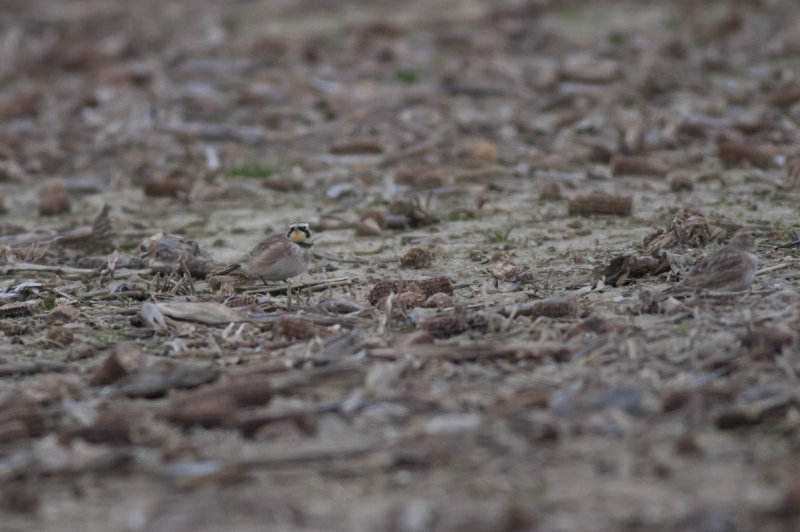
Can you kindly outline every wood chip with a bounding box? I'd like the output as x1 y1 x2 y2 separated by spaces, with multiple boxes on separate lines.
503 298 579 318
117 364 219 398
370 341 571 362
610 155 668 177
568 194 633 216
718 141 775 168
329 139 383 154
155 301 249 325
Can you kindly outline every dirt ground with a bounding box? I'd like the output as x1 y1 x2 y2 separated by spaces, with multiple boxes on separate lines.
1 0 800 530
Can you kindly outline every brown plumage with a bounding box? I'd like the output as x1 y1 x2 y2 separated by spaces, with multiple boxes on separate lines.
216 223 314 306
662 228 760 296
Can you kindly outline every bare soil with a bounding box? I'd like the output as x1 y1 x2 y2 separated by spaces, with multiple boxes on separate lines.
1 0 800 530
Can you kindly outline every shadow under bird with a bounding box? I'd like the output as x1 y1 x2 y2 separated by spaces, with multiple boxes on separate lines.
215 222 314 305
662 228 761 296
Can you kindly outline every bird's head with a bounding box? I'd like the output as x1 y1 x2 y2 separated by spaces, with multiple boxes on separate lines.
287 222 313 244
729 227 764 250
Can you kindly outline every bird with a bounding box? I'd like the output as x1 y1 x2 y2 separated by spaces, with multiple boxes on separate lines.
215 222 314 308
662 227 761 296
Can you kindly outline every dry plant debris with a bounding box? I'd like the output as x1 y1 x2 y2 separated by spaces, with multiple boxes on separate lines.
368 277 454 306
400 246 434 268
0 0 800 530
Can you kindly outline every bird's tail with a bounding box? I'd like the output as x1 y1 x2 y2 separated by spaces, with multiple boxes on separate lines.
215 264 241 276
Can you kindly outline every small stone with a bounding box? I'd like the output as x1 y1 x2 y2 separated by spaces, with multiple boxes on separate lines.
68 343 97 361
423 293 453 308
740 326 794 354
669 174 694 192
355 217 382 237
326 182 362 201
127 62 154 86
275 316 326 341
425 413 481 435
539 182 562 201
562 54 620 82
421 310 470 338
165 395 237 429
88 353 128 387
112 342 147 373
394 291 427 307
143 177 191 197
37 179 70 216
46 304 81 325
458 139 499 167
396 330 435 346
46 326 74 347
359 208 386 229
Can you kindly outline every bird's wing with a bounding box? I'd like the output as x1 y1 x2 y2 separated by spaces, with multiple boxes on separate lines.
687 247 746 278
241 234 283 264
215 264 241 276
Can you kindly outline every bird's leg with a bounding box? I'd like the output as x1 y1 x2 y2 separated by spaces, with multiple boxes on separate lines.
258 277 272 307
286 278 292 311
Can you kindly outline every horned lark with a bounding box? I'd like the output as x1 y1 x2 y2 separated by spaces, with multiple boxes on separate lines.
216 222 314 307
662 228 760 296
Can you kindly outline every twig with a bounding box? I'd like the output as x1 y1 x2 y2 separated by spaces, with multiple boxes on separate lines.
313 252 368 265
92 290 150 301
268 363 366 393
49 287 85 304
756 262 791 275
236 402 340 436
247 311 360 328
160 120 342 145
242 437 383 468
353 245 387 256
367 341 571 362
242 277 351 295
378 132 442 168
687 288 776 299
0 362 70 377
0 263 95 275
0 231 58 246
453 166 512 183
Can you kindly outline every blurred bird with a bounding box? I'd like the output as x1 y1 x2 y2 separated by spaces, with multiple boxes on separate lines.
662 227 761 296
215 222 313 308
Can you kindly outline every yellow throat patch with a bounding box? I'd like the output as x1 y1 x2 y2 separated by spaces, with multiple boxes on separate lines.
289 229 307 243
